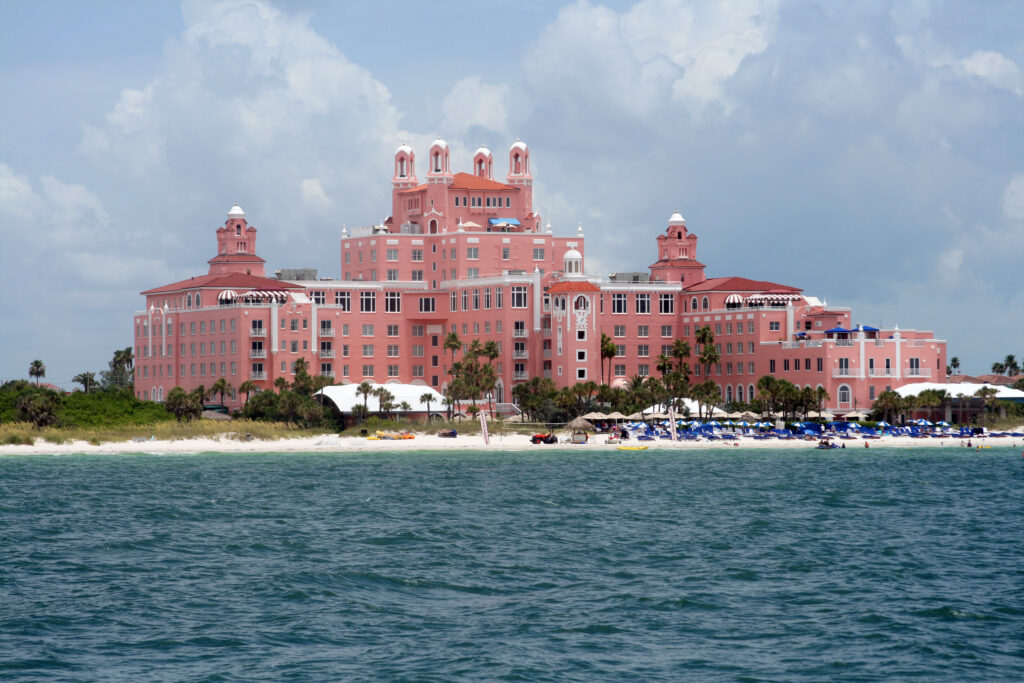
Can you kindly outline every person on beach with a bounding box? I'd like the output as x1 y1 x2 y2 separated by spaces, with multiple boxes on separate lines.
864 441 869 448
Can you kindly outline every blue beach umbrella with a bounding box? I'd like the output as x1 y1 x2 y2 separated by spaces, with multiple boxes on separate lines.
938 421 950 427
877 421 890 427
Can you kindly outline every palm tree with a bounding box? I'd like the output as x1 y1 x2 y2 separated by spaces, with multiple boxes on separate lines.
420 392 436 421
444 331 461 374
356 380 374 421
949 356 960 375
211 377 231 407
756 375 779 417
1004 354 1019 377
274 376 289 393
815 386 830 422
28 360 45 386
73 372 97 393
238 380 256 406
974 386 999 427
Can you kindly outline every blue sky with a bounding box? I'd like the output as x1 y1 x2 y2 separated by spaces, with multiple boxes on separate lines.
2 0 1022 388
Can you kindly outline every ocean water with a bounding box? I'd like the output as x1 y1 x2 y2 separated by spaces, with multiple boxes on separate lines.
1 447 1022 681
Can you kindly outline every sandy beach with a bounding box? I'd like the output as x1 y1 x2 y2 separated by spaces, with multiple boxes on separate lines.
2 430 1022 456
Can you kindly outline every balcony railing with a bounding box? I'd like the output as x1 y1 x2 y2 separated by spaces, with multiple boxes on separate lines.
319 328 335 337
906 368 931 377
249 350 266 359
834 339 854 347
513 329 528 338
513 350 529 359
805 340 822 348
832 369 863 378
868 368 894 377
321 371 335 378
543 350 552 359
250 371 267 380
320 350 335 359
250 328 266 337
542 370 552 379
513 372 529 380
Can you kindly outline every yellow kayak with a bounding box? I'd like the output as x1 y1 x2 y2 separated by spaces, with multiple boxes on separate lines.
617 445 649 451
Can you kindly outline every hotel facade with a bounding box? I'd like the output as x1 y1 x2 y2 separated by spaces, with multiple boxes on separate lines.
133 140 947 412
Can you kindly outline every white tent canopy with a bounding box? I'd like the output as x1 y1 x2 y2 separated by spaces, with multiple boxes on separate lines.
642 398 726 417
316 383 445 413
894 382 1024 401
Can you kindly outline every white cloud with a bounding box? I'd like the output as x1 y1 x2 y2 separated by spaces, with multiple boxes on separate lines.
0 162 42 222
960 50 1023 96
1001 174 1024 221
300 178 331 210
441 76 512 138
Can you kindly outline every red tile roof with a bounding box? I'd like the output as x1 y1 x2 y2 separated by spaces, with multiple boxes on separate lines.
547 280 602 294
207 254 267 264
447 172 518 192
142 272 300 295
683 276 801 293
398 184 428 194
651 258 707 267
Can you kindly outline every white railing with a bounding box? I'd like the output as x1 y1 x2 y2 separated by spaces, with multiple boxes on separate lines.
781 342 800 349
542 371 552 379
833 370 863 378
906 368 931 377
250 372 266 380
805 340 823 348
321 371 335 378
319 328 335 337
250 328 266 337
514 372 529 380
543 350 552 359
513 330 528 338
320 350 335 359
249 350 266 359
869 368 894 377
513 351 529 359
834 339 854 347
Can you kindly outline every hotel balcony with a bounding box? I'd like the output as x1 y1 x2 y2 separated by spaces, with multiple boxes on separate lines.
833 370 864 378
543 350 552 359
514 372 530 381
906 368 932 377
249 328 266 337
513 329 529 338
321 371 335 378
513 350 529 359
249 350 267 359
250 371 267 380
834 339 854 347
868 368 894 377
320 350 335 359
543 370 552 379
319 328 335 337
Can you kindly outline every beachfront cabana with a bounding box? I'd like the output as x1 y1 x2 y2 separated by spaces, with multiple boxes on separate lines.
316 383 445 416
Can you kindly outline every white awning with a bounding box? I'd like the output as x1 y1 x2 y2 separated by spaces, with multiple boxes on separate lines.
241 290 288 301
218 290 237 301
725 293 743 304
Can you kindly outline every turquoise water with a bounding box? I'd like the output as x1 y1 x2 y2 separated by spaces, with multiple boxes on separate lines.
1 447 1022 680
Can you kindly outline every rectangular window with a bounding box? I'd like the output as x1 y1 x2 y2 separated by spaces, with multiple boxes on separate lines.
411 249 423 262
387 344 399 357
805 358 811 371
612 293 627 314
638 364 649 377
342 344 349 357
466 267 479 279
511 286 528 308
200 321 206 334
661 325 673 337
467 247 479 259
412 345 425 357
387 269 398 281
362 324 374 336
769 321 781 331
636 293 650 314
615 344 626 357
387 364 400 377
749 342 755 354
659 294 674 314
386 248 399 261
784 359 790 371
637 344 649 357
386 324 399 336
362 344 374 357
311 291 326 305
484 289 491 309
362 364 374 377
411 324 425 337
726 343 733 355
726 363 733 375
533 247 545 260
495 288 503 309
770 359 776 374
817 358 823 372
385 292 401 313
412 365 424 378
748 321 755 334
614 324 626 337
291 340 298 353
335 291 351 310
637 325 649 337
360 291 376 312
715 323 722 335
614 363 626 376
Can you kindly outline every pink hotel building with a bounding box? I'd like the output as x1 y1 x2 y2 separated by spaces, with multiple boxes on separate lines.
133 139 946 412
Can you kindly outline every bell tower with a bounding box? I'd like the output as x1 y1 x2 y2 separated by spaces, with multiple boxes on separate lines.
208 202 266 276
649 210 705 285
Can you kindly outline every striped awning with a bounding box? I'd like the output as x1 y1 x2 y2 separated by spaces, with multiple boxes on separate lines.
725 293 743 304
745 293 801 303
218 290 238 301
241 290 288 301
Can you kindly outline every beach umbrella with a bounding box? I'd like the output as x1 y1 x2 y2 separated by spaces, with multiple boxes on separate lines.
738 420 749 427
626 412 644 420
937 421 950 427
707 420 721 427
581 411 607 420
566 417 595 431
877 420 890 427
605 411 626 421
918 419 933 426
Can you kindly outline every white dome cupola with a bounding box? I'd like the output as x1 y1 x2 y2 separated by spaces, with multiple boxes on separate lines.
473 145 493 179
427 137 451 179
227 202 246 219
668 210 685 226
563 247 583 276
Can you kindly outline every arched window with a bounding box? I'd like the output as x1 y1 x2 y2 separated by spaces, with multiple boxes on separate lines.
702 296 709 311
574 295 588 311
691 297 698 312
513 154 521 174
429 219 438 234
398 158 406 177
186 293 192 308
726 385 733 403
838 384 851 405
737 384 744 402
749 384 755 401
235 225 241 236
433 152 441 172
195 294 201 308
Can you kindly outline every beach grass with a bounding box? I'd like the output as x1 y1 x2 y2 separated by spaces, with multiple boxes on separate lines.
0 419 325 446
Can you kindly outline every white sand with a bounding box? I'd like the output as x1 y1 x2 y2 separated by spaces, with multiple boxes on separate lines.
2 431 1021 456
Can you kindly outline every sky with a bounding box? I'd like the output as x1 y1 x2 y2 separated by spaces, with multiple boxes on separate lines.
1 0 1022 388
